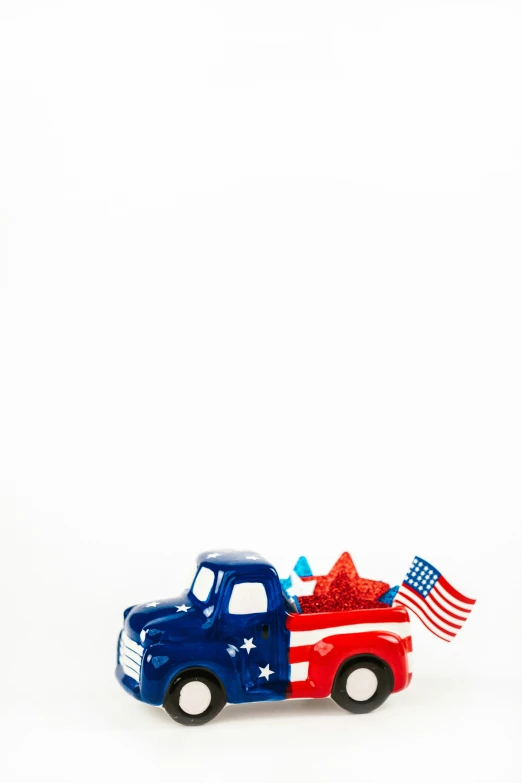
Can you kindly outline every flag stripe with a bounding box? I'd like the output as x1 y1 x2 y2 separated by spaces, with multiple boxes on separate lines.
428 590 470 622
433 584 472 614
438 575 476 605
401 585 462 633
424 596 464 630
397 586 457 637
395 592 453 642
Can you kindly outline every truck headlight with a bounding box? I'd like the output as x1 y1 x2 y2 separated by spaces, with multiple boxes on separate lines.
140 628 163 646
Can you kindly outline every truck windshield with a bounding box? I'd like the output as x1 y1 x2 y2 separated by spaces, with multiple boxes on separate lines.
191 566 215 603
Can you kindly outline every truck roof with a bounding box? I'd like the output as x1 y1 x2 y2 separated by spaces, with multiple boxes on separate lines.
196 549 273 570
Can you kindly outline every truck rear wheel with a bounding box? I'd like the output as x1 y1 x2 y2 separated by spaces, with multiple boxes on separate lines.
163 670 226 726
331 656 393 714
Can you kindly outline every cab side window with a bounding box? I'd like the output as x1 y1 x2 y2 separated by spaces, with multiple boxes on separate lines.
228 582 268 615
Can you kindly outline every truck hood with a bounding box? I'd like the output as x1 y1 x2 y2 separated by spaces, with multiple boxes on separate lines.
125 590 208 642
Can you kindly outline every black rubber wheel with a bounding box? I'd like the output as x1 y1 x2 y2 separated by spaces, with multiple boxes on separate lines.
163 670 227 726
331 655 393 714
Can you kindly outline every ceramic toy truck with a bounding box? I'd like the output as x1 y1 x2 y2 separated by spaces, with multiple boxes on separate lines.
116 550 412 725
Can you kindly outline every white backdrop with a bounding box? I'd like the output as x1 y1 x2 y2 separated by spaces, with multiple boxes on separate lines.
1 1 521 781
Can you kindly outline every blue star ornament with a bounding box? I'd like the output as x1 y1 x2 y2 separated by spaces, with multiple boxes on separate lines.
378 585 400 606
294 556 313 578
280 556 313 595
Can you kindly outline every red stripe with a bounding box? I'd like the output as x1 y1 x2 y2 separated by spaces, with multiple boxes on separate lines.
287 681 316 699
403 635 413 653
398 586 456 637
288 646 312 664
428 590 469 622
424 598 463 630
396 596 451 642
402 584 461 631
285 605 409 632
438 576 476 605
432 585 471 614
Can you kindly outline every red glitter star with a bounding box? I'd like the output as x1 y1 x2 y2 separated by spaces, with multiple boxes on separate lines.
298 552 390 614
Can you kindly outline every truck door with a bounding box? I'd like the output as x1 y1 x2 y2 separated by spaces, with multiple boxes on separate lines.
219 577 286 700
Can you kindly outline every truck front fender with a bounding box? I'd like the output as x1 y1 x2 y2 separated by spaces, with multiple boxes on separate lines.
140 642 233 706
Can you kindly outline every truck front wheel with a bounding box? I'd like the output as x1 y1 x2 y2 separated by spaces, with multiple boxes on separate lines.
331 656 393 714
163 670 227 726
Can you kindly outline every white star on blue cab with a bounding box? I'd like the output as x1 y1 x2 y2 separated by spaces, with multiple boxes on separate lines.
258 663 274 681
240 637 256 654
175 604 191 613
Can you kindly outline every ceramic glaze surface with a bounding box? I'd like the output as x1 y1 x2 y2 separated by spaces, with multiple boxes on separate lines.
116 550 414 724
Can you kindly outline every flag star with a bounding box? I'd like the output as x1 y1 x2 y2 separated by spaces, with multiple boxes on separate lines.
207 553 220 559
240 637 256 654
146 601 159 607
175 604 191 612
246 556 259 560
258 663 274 681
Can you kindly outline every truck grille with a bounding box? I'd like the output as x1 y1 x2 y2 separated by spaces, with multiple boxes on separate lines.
119 631 144 683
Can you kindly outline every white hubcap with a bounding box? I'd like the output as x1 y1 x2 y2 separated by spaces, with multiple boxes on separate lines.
179 681 212 715
346 668 378 701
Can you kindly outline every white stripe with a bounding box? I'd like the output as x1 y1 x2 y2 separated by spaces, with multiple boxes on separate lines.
120 645 142 666
433 583 473 612
428 588 469 621
410 599 461 635
122 664 140 682
398 589 461 635
394 593 453 641
290 621 410 648
121 633 144 657
406 651 413 673
290 662 309 682
426 595 465 627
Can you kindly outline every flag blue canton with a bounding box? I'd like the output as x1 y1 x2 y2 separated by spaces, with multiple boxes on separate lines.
403 556 441 598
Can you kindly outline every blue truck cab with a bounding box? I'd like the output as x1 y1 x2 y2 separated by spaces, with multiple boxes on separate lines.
116 550 294 723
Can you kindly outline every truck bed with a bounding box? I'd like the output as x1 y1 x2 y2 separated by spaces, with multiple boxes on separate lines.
287 604 410 632
285 604 412 699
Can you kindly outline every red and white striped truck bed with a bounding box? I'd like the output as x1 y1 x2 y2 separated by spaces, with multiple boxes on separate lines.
286 605 412 699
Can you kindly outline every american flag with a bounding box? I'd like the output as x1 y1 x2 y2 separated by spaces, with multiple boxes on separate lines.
393 556 476 642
